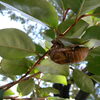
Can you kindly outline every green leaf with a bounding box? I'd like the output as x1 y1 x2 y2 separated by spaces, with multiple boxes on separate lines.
0 0 58 27
42 74 67 85
89 47 100 57
0 68 16 80
0 89 4 100
84 39 100 48
87 55 100 75
77 0 100 16
45 41 52 50
82 26 100 40
4 89 14 96
48 97 65 100
39 87 59 97
92 75 100 82
73 69 94 93
57 19 73 35
17 79 34 96
87 47 100 75
38 58 69 76
1 58 32 75
58 19 88 38
35 44 46 54
59 38 87 47
62 0 100 16
62 0 82 13
0 28 35 59
43 29 56 40
93 7 100 18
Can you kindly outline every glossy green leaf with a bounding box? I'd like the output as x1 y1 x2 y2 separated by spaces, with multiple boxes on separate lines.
4 89 14 96
58 19 88 38
73 69 94 93
43 29 56 40
39 87 59 97
17 79 34 96
0 89 4 100
87 55 100 75
62 0 100 16
35 44 46 54
0 28 35 59
42 74 67 85
93 7 100 18
1 58 32 75
38 58 69 76
0 0 58 27
82 26 100 40
92 75 100 82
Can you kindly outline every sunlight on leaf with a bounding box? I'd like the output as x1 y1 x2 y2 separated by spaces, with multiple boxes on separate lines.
42 74 67 85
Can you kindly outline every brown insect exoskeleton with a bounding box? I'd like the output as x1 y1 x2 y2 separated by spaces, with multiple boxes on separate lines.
49 39 89 64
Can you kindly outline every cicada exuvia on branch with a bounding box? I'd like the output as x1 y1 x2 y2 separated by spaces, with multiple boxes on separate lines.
49 39 89 64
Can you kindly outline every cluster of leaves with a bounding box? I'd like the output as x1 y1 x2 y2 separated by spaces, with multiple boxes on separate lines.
0 0 100 100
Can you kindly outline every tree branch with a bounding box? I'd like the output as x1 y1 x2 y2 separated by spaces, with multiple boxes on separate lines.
4 96 46 100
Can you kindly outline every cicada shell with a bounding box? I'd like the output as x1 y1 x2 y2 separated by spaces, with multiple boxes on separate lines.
49 46 89 64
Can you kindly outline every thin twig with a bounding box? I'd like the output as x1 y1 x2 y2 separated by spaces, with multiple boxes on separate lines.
22 72 41 81
63 8 71 21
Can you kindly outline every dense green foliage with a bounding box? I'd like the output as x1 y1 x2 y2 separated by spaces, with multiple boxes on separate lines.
0 0 100 100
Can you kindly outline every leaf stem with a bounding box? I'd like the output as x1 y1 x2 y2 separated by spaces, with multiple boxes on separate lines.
62 8 71 21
